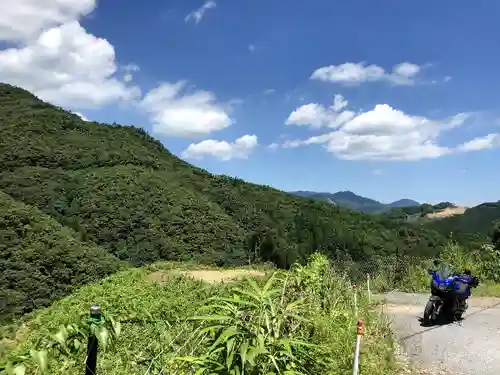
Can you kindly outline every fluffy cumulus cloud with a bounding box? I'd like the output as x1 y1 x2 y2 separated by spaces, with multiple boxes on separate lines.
0 0 96 41
456 133 500 152
182 135 258 161
310 62 423 86
140 81 233 138
0 0 243 145
185 1 216 24
281 95 479 161
286 94 355 129
0 1 140 109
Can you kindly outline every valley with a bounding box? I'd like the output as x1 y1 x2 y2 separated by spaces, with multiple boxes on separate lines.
1 84 500 374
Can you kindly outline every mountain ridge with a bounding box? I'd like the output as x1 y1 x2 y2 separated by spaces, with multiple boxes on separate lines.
290 190 420 213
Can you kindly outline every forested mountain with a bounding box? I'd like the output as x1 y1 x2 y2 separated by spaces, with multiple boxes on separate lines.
384 202 459 221
0 83 449 321
290 190 420 213
0 190 122 322
425 202 500 238
389 199 421 208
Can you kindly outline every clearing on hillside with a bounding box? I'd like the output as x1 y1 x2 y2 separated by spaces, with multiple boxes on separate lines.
147 268 267 284
426 206 467 219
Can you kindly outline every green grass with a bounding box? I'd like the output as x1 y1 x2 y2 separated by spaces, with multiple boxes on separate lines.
0 255 398 375
341 243 500 297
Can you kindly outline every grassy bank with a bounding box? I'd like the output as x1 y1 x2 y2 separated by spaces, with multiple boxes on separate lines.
1 254 397 375
337 242 500 297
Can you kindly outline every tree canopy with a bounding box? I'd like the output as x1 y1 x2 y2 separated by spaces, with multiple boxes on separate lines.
0 190 122 322
0 83 452 321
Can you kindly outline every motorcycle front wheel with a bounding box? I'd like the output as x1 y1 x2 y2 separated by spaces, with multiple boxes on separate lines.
423 300 436 325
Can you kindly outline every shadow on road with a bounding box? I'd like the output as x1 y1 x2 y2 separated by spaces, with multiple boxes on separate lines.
399 300 500 342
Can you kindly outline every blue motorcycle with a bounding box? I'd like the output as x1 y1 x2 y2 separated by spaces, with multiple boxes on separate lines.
423 264 479 325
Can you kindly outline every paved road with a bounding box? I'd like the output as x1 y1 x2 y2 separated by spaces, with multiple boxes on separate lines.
376 292 500 375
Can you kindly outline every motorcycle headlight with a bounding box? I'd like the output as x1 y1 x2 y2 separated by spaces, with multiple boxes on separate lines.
438 284 447 291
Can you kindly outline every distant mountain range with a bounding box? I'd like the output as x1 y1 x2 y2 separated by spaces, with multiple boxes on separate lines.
290 190 420 213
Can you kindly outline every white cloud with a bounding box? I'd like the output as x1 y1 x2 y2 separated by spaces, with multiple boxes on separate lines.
323 131 450 161
282 139 301 149
123 63 139 82
74 111 89 121
389 62 421 85
456 133 500 152
311 62 385 85
140 81 232 138
185 1 216 24
286 103 329 128
248 44 256 53
310 61 425 86
332 94 348 112
282 97 473 161
285 94 355 129
263 88 276 95
0 9 140 109
0 0 96 42
341 104 430 135
392 62 420 77
372 169 383 175
268 142 279 151
182 135 258 161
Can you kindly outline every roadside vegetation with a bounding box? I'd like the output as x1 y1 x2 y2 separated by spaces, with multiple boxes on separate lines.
1 254 398 375
339 242 500 296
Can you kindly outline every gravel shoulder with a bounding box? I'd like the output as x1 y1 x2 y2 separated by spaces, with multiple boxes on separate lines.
375 292 500 375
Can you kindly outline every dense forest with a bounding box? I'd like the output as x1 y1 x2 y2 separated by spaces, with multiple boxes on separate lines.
383 202 457 221
424 202 500 242
0 190 122 322
0 83 489 322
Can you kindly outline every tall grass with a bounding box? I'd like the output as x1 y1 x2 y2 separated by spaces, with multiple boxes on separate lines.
337 242 500 296
1 255 397 375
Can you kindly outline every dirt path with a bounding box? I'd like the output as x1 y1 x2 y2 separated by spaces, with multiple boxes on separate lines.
376 292 500 375
147 268 266 284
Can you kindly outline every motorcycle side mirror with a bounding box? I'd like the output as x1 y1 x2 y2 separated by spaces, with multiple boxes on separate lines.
427 269 433 275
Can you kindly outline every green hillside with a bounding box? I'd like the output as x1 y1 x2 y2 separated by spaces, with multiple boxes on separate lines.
0 83 446 264
0 190 122 323
384 202 457 221
425 202 500 240
0 83 451 321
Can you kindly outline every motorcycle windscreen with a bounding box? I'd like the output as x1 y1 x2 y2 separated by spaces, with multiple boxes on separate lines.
436 265 454 280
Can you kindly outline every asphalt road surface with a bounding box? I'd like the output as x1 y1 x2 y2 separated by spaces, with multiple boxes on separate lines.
377 292 500 375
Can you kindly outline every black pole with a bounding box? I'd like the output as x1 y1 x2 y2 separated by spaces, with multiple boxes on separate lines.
85 305 101 375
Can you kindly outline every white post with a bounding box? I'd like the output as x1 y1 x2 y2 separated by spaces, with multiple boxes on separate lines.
352 319 364 375
367 273 371 304
353 284 358 318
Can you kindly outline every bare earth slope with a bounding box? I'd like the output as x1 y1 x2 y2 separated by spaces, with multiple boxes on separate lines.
378 292 500 375
426 206 467 219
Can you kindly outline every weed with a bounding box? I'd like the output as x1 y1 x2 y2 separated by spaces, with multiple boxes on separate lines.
0 256 399 374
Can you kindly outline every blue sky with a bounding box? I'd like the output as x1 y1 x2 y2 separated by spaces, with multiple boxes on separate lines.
1 0 499 206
